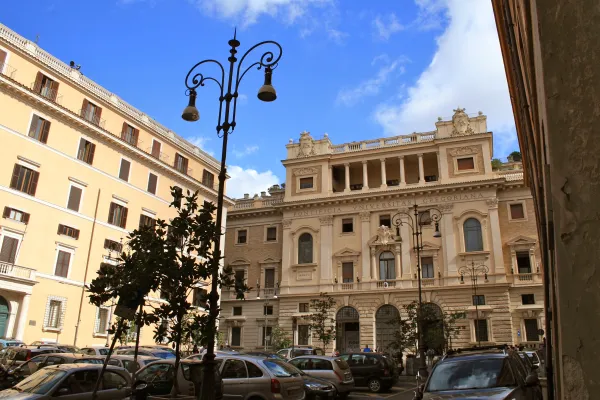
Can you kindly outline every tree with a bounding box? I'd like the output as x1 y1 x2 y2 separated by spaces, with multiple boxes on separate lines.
308 293 337 354
491 158 503 170
270 326 292 350
509 151 522 161
388 302 418 357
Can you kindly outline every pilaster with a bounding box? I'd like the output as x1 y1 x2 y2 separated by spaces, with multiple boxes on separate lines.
439 203 456 277
15 294 30 341
280 219 292 291
360 211 371 281
319 215 334 284
486 197 505 278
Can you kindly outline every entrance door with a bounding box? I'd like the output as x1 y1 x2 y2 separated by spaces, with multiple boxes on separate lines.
0 297 10 339
336 307 360 353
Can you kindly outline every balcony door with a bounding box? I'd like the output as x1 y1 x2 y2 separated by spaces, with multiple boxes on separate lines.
0 235 19 264
0 296 8 338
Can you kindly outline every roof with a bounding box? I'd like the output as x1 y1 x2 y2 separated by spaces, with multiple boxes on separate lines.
50 363 125 371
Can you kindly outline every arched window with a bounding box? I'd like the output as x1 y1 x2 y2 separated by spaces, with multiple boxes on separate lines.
379 251 395 280
298 233 313 264
463 218 483 252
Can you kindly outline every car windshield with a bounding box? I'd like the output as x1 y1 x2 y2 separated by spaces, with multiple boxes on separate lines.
14 369 67 394
263 360 300 378
154 351 176 359
427 358 516 392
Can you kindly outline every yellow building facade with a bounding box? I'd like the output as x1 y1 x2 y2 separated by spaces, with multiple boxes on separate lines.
0 24 231 347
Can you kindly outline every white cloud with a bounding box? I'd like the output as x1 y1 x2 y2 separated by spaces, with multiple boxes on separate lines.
233 145 259 158
187 135 215 157
237 93 248 105
372 0 517 157
373 13 404 40
327 28 349 45
226 165 280 199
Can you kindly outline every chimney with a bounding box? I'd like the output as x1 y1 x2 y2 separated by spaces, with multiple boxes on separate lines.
243 194 249 199
261 191 266 198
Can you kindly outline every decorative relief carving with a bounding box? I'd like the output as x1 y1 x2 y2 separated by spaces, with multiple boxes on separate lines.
448 146 479 157
282 219 292 229
438 203 454 214
319 215 333 226
451 107 475 136
293 167 319 176
297 131 316 158
486 197 499 209
359 211 371 222
375 226 393 245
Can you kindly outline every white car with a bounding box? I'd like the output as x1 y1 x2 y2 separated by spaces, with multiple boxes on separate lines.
79 345 111 356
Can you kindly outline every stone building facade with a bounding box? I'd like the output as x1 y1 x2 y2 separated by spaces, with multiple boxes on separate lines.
221 110 544 354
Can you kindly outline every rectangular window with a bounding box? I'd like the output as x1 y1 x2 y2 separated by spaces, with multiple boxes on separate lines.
524 319 539 341
420 210 432 225
237 229 247 244
139 214 156 229
33 72 60 102
231 327 241 347
119 159 131 182
516 252 532 274
28 115 51 143
95 308 109 334
46 300 62 329
67 185 83 212
379 215 391 228
232 306 243 316
151 140 161 158
2 207 30 224
234 270 245 290
174 153 189 174
54 250 71 278
264 268 275 288
264 305 273 315
298 325 309 345
299 177 314 189
81 99 102 126
266 227 277 242
262 326 272 347
147 173 158 194
457 157 475 171
472 295 486 305
202 170 215 188
103 239 122 254
342 218 353 233
521 294 535 305
474 319 489 342
421 257 434 279
299 303 309 313
57 224 80 240
77 138 96 165
108 202 128 228
193 288 208 308
121 123 139 147
0 50 6 71
0 236 19 263
342 262 353 283
10 164 39 196
510 203 525 220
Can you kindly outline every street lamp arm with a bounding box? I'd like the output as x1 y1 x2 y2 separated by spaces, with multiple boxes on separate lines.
234 40 283 91
418 207 442 226
391 211 415 234
184 59 225 93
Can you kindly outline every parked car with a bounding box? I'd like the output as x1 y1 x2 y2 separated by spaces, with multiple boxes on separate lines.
289 355 354 398
106 355 160 374
0 363 132 399
244 351 286 360
338 353 398 393
277 347 325 360
300 371 336 400
29 342 79 353
134 359 223 399
115 347 176 360
79 345 111 356
0 346 59 369
524 350 541 368
215 354 305 400
0 339 24 349
140 345 176 355
414 347 543 400
186 350 242 361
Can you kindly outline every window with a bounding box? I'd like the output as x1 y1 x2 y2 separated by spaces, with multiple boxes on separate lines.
108 202 128 228
264 305 273 315
33 72 59 102
262 326 272 347
379 251 395 280
474 319 489 342
521 294 535 305
298 233 313 264
57 224 80 240
139 214 156 229
54 250 72 278
516 252 532 274
10 164 39 196
151 140 161 158
298 325 309 345
67 185 83 212
236 229 247 244
222 358 246 378
2 207 30 224
193 288 207 308
342 218 353 233
232 306 243 316
103 371 128 390
230 327 242 347
28 115 51 143
121 123 139 146
299 303 309 313
174 153 189 174
45 300 62 329
266 227 277 242
457 157 475 171
77 138 96 165
420 210 432 226
524 319 539 341
421 257 434 278
0 49 6 72
246 361 263 378
95 308 109 335
234 270 245 290
510 203 525 220
0 235 19 263
473 295 486 305
379 214 391 228
264 268 275 288
147 173 158 194
81 99 102 126
463 218 483 252
103 239 122 254
202 170 215 188
342 262 353 283
299 177 314 189
119 159 131 181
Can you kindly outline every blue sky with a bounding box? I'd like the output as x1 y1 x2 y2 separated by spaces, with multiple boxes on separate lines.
2 0 518 198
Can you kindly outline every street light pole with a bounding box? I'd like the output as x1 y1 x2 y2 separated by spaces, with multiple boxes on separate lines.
459 261 489 347
391 204 442 379
182 30 282 400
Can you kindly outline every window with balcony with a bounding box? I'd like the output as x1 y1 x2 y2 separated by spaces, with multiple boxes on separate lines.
108 202 128 228
147 173 158 195
174 153 189 174
524 319 539 341
342 262 353 283
139 214 156 229
421 257 434 278
104 239 122 254
231 327 242 347
517 252 532 274
299 303 309 313
510 203 525 220
45 298 64 329
297 325 309 345
33 72 60 102
77 138 96 165
342 218 354 233
379 215 391 228
298 233 313 264
234 270 245 291
10 164 39 196
0 235 20 264
232 306 243 316
463 218 483 252
474 319 489 342
263 305 274 315
236 229 247 244
28 115 51 143
202 170 215 188
57 224 80 240
119 159 131 182
95 307 110 335
473 295 486 305
457 157 475 171
81 99 103 126
521 294 535 305
264 268 275 288
67 184 83 212
266 226 277 242
379 251 396 280
54 249 72 278
299 177 314 189
2 207 30 224
121 123 139 147
151 140 162 159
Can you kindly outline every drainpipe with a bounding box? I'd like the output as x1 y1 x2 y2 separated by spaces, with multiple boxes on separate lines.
73 189 100 347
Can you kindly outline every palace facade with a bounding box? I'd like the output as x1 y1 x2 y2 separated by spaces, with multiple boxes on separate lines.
221 109 544 354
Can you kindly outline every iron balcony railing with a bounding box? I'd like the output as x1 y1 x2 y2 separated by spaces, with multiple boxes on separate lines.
31 81 62 105
79 108 106 128
0 262 35 280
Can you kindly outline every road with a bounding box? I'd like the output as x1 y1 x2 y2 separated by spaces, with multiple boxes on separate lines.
349 378 417 400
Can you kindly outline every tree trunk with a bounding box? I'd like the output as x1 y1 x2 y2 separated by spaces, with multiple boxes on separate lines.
131 304 144 384
171 315 183 398
92 319 124 399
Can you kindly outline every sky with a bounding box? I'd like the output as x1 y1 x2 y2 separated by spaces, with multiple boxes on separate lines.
1 0 518 199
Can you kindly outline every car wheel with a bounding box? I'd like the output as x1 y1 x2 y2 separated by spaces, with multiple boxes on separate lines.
368 378 382 393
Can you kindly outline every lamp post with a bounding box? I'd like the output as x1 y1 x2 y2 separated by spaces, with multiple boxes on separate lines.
257 281 279 351
391 204 442 379
458 261 489 347
181 31 282 400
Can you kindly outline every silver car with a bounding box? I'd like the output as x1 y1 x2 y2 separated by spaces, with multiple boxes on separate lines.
289 356 354 398
106 355 161 374
216 354 305 400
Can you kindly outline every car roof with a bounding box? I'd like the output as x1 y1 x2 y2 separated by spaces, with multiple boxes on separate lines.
442 352 508 362
215 354 273 362
110 355 159 361
291 355 337 360
49 363 125 371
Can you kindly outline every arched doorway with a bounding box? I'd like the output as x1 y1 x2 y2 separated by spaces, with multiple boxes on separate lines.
422 303 444 354
336 306 360 353
375 305 400 353
0 297 9 339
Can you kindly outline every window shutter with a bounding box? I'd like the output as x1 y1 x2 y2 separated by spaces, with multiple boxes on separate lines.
152 140 161 158
67 186 82 212
10 164 21 190
22 212 30 224
182 157 189 174
40 120 51 144
0 50 6 68
2 207 10 218
55 251 70 278
121 122 128 136
108 203 116 223
34 72 43 92
0 237 19 263
81 99 89 116
28 171 39 196
95 106 103 121
148 173 157 194
88 142 96 164
29 115 40 137
132 128 139 147
50 80 59 102
119 159 131 181
120 207 128 228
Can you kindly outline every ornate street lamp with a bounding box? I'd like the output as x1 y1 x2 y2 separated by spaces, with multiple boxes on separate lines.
458 261 489 347
181 30 282 400
391 204 442 379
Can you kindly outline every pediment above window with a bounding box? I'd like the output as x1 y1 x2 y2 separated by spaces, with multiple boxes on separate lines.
333 247 360 258
506 235 537 247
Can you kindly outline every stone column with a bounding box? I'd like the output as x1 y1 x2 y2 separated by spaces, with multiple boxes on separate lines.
344 163 350 192
418 153 425 183
399 156 406 186
328 165 333 194
319 216 333 284
487 198 505 277
438 148 449 182
400 212 412 277
436 151 441 182
15 294 31 341
394 244 402 279
360 212 371 282
439 203 456 278
370 248 377 281
280 219 293 292
380 158 387 188
362 161 369 190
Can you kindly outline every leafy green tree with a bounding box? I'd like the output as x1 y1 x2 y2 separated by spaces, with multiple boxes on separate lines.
270 326 292 350
509 151 522 161
308 293 337 354
491 158 503 170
